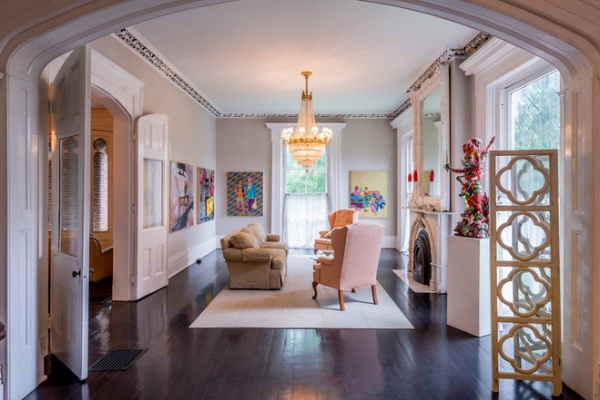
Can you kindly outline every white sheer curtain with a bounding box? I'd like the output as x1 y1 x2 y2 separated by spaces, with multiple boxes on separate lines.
283 193 328 249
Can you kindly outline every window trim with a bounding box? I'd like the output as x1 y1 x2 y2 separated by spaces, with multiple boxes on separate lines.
501 65 558 150
285 148 327 194
267 122 346 235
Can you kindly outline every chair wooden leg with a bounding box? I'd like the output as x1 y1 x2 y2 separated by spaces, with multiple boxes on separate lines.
338 290 345 311
371 285 378 305
312 281 318 299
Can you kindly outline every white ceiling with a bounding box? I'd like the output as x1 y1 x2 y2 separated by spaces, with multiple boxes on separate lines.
132 0 478 117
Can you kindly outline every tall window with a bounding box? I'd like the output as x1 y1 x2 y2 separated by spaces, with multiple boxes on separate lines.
284 149 328 248
498 68 561 318
507 68 560 152
92 137 109 232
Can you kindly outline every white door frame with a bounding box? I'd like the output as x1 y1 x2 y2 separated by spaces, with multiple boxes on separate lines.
89 48 144 301
35 48 144 389
50 44 92 381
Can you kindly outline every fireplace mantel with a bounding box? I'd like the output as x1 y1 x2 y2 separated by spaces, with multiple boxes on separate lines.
407 209 455 293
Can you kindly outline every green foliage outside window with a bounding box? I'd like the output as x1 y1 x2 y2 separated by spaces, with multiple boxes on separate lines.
512 70 560 151
286 150 327 193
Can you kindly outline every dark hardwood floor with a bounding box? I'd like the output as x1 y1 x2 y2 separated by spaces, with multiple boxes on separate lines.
26 249 582 400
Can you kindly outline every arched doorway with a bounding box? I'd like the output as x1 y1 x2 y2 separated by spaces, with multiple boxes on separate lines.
1 1 598 399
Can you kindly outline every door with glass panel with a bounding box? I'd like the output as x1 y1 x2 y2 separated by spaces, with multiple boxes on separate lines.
135 114 169 299
50 45 91 380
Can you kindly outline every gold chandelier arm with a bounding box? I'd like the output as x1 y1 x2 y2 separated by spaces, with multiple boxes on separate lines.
280 70 330 172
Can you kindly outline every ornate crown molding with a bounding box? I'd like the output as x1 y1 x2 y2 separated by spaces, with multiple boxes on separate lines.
115 29 222 117
391 99 412 118
115 28 490 120
220 112 388 119
390 32 491 119
407 32 492 94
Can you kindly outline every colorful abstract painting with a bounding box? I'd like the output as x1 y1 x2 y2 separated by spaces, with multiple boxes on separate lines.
197 167 215 224
227 171 263 216
349 170 388 219
170 161 194 232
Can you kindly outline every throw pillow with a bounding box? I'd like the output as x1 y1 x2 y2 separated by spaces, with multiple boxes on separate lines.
230 232 259 249
247 223 267 244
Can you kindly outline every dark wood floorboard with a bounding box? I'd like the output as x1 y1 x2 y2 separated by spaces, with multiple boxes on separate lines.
26 249 582 400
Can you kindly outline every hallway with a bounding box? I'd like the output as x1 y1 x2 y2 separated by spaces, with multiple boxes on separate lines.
27 250 581 399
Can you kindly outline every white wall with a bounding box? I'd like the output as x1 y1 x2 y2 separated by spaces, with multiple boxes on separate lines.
91 35 217 276
216 118 397 238
341 119 397 238
215 119 276 236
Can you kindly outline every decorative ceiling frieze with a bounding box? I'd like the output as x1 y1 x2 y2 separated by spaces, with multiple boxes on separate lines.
390 32 492 118
115 29 223 117
219 113 389 119
115 28 491 119
408 32 492 95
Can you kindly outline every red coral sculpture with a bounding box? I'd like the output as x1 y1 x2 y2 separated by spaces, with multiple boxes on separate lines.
444 136 495 238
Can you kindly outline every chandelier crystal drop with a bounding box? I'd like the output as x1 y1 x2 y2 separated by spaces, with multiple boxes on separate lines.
281 71 332 172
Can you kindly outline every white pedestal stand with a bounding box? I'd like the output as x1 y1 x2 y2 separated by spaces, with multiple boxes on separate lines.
447 235 490 337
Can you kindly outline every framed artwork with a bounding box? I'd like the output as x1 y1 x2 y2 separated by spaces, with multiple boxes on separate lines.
170 161 194 232
350 170 388 219
227 171 263 216
197 167 215 224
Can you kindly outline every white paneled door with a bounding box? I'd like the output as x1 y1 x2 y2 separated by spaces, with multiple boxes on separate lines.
50 45 91 380
135 114 169 299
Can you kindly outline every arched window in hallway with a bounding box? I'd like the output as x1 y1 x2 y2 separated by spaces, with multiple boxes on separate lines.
92 137 109 232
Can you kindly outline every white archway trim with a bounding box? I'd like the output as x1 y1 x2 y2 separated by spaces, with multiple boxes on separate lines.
266 122 346 236
90 49 145 302
91 49 144 119
459 36 595 399
2 1 600 399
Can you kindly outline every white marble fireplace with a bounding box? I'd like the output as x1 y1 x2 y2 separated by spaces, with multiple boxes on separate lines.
407 209 454 293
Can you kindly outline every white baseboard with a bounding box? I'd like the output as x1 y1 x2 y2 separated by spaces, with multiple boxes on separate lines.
382 235 398 249
168 238 218 278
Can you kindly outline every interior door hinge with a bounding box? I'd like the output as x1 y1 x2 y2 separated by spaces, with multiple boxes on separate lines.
48 99 52 114
48 314 52 330
132 203 136 214
131 274 135 287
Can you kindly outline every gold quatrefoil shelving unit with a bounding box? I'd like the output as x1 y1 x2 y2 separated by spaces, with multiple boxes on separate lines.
489 150 561 396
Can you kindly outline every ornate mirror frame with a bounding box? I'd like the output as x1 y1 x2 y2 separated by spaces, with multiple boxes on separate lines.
409 64 450 212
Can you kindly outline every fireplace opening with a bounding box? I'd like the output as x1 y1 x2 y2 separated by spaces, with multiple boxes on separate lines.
413 229 431 285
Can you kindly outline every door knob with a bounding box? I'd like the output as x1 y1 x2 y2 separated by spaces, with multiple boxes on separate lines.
72 270 81 278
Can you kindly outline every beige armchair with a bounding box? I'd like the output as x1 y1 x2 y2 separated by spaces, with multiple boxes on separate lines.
312 223 384 311
314 208 359 254
89 234 113 282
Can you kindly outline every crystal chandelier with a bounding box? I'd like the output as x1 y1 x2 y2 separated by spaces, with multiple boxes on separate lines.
281 71 332 172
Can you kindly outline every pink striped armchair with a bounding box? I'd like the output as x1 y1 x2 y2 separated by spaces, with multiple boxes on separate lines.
312 223 384 311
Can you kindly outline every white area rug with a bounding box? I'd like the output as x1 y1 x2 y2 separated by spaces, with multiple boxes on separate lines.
392 269 435 293
190 255 413 329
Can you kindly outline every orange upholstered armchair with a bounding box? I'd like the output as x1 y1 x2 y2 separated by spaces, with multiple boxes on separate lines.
89 234 113 283
314 208 359 254
312 223 384 311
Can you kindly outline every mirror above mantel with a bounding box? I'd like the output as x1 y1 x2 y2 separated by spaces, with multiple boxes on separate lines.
409 64 450 212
